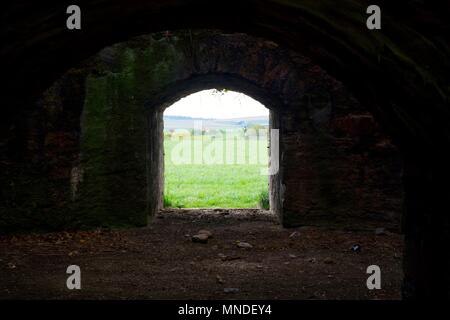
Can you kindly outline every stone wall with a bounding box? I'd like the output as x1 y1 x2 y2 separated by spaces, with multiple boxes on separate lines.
0 31 403 232
280 61 403 230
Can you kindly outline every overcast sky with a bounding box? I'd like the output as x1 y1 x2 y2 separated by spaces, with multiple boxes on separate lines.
164 90 269 119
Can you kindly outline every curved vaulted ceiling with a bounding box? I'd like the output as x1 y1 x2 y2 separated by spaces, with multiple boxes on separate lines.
1 1 449 157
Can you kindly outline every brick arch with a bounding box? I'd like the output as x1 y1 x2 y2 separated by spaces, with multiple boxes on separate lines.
146 74 285 113
140 73 286 224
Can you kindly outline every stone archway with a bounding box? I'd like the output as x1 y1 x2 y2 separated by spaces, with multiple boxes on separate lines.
145 75 284 223
2 1 448 298
13 31 402 234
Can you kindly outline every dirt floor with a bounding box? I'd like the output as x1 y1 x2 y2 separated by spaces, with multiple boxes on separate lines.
0 209 403 300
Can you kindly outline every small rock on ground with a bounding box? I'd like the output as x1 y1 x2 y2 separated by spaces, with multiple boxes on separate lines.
192 234 209 244
198 230 213 238
216 275 224 284
236 241 253 249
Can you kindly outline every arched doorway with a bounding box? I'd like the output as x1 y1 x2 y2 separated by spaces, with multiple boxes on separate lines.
162 89 272 210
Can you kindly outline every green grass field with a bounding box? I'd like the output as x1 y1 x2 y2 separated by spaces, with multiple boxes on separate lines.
164 134 269 208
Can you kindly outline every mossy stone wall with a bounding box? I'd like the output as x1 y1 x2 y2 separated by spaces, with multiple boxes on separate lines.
1 31 403 232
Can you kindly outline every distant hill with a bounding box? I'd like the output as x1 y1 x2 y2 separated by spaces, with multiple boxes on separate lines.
163 115 213 121
163 115 268 130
